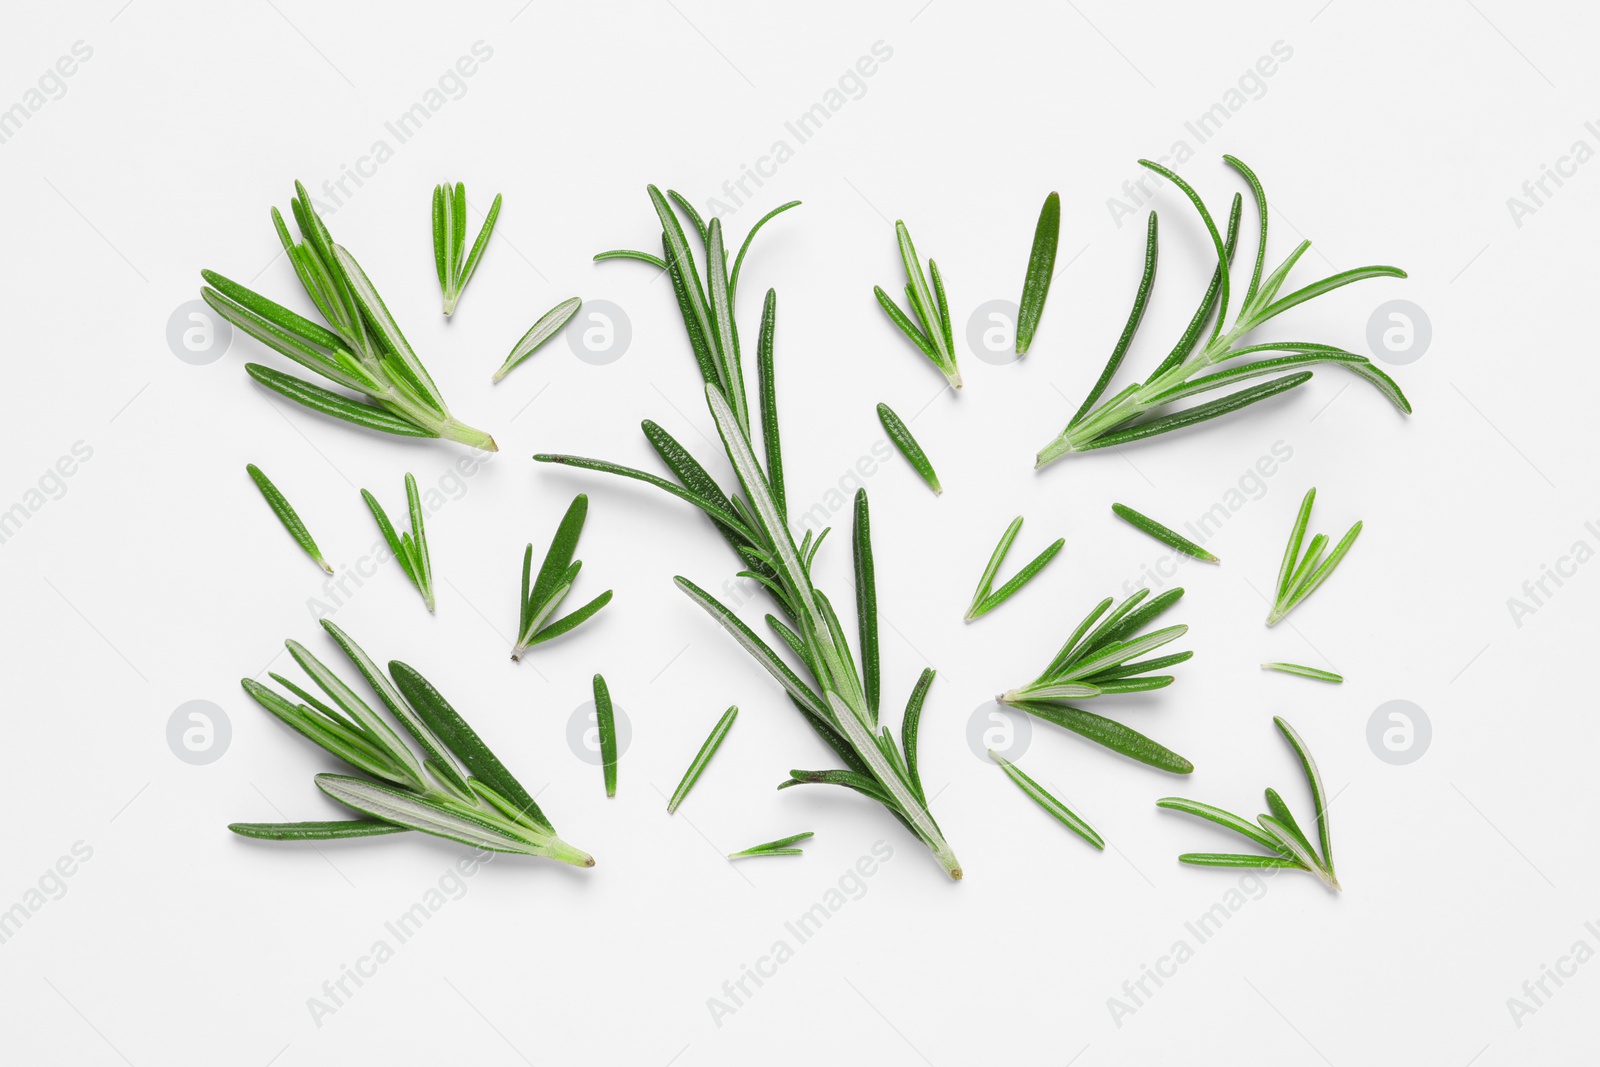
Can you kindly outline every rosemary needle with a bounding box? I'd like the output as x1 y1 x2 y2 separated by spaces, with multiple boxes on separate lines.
1111 503 1219 563
1261 662 1343 684
1016 191 1060 355
593 674 617 798
966 516 1064 621
876 402 941 494
246 463 332 573
361 474 435 613
667 706 738 814
433 182 501 316
875 220 961 389
989 750 1103 849
1268 487 1361 626
728 831 813 859
513 494 612 659
493 297 582 383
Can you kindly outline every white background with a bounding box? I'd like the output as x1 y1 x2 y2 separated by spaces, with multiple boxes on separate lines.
2 0 1594 1063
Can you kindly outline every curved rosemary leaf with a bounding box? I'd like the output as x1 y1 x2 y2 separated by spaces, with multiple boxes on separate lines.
667 705 738 814
1015 191 1060 355
594 249 668 268
1071 210 1158 426
1222 155 1270 312
1111 503 1218 563
780 768 894 806
1261 662 1343 683
676 577 826 716
229 819 407 841
876 402 941 494
989 750 1104 849
245 364 437 438
246 464 331 573
1155 797 1290 855
1275 716 1333 876
493 297 582 382
1264 787 1319 863
533 453 752 540
730 200 801 303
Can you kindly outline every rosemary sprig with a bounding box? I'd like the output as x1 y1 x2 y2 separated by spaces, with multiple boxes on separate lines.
1112 502 1218 563
513 494 612 660
667 705 738 813
361 473 434 612
728 831 812 859
876 402 941 494
433 182 500 316
232 620 593 866
1016 191 1060 355
1036 157 1410 467
1158 716 1338 890
246 463 331 573
493 297 582 383
592 674 617 797
542 189 962 878
874 220 961 389
997 588 1194 772
965 516 1064 621
989 750 1103 849
1268 487 1360 626
1262 662 1343 683
200 182 496 450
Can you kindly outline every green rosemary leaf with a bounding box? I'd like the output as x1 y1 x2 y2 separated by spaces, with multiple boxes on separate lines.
874 286 938 358
876 402 942 494
852 490 880 719
453 191 501 315
1006 700 1194 773
780 768 894 806
728 831 813 859
1275 488 1315 602
1257 814 1325 878
1178 853 1302 869
493 297 582 383
535 453 751 541
729 201 801 303
1015 191 1060 355
1268 488 1361 625
967 516 1026 615
329 244 445 414
246 364 438 438
667 705 738 814
1078 372 1313 453
1155 797 1291 855
1262 662 1343 683
1144 193 1242 384
1252 265 1408 328
989 750 1104 849
201 269 345 353
1263 787 1320 864
594 249 668 268
968 521 1065 621
1146 345 1410 413
229 819 407 841
880 221 962 388
705 218 750 432
284 642 427 785
1072 211 1158 426
1275 716 1334 878
524 592 613 651
901 668 935 806
361 477 434 612
204 288 369 392
1222 155 1270 312
405 474 432 611
246 464 332 573
593 674 617 798
676 578 827 716
1111 503 1218 563
240 678 410 784
757 290 786 519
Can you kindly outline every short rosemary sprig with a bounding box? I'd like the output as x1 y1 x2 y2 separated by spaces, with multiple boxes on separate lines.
1036 157 1410 467
989 750 1103 849
512 494 612 660
543 188 962 878
433 182 501 315
965 516 1064 621
246 463 331 573
876 402 941 494
874 220 961 389
1158 716 1338 890
231 620 593 866
1262 662 1343 683
493 297 582 383
201 182 496 450
593 674 617 797
361 473 434 612
729 831 813 859
1112 502 1219 563
997 588 1194 772
1268 487 1360 626
1016 191 1060 355
667 705 738 813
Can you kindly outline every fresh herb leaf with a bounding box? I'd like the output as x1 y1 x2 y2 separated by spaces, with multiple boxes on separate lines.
1111 502 1218 563
728 830 813 859
876 402 942 495
593 674 617 798
513 494 612 659
876 220 962 389
246 463 331 573
1261 662 1343 683
1268 487 1361 625
965 516 1064 621
493 297 582 382
1016 192 1060 355
989 750 1103 849
361 473 435 612
667 706 738 814
434 183 501 315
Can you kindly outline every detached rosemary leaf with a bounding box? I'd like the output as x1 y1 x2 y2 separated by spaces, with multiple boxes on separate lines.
1015 191 1060 355
434 183 501 315
593 674 618 798
1111 503 1218 563
965 516 1064 621
493 297 582 382
246 463 331 573
1261 662 1343 683
876 402 941 494
989 750 1103 849
728 831 813 859
229 819 406 841
667 706 738 813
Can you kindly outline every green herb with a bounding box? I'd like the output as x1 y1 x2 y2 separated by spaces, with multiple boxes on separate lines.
1036 157 1410 467
1157 716 1338 890
965 516 1064 621
998 588 1193 773
876 402 942 494
231 620 593 866
593 673 617 798
728 831 813 859
361 473 434 613
1016 191 1060 355
1261 662 1343 683
246 463 331 573
1268 487 1360 626
541 189 962 878
667 705 739 813
200 182 496 450
513 494 612 660
433 182 501 316
989 750 1103 849
493 297 582 383
874 220 961 389
1112 502 1218 563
